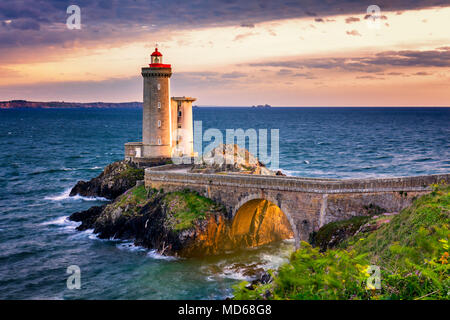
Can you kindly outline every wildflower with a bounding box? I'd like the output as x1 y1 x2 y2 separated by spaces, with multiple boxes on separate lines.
439 252 448 264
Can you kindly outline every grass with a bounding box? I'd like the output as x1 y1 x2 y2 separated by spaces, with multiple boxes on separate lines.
233 184 450 300
115 165 144 182
163 190 222 232
113 185 150 216
345 184 450 269
111 186 223 231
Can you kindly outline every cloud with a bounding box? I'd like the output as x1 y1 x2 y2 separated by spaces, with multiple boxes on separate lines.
9 18 40 30
248 47 450 73
345 17 360 24
414 71 432 75
356 75 384 80
221 71 247 78
240 22 255 28
0 0 448 51
387 72 403 75
293 72 316 79
233 32 257 41
346 30 362 36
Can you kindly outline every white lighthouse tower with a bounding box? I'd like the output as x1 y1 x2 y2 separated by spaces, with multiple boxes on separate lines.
125 47 196 165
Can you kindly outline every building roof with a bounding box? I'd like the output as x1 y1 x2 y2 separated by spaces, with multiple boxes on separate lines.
151 48 162 56
172 96 196 102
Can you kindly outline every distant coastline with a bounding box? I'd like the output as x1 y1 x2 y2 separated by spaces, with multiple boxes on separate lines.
1 101 449 109
0 100 142 109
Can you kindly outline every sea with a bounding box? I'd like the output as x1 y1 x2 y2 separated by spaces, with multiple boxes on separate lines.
0 107 449 299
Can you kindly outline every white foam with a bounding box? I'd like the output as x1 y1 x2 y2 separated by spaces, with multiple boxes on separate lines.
219 266 252 281
117 241 147 252
278 169 299 176
45 188 108 202
147 249 178 261
40 215 80 231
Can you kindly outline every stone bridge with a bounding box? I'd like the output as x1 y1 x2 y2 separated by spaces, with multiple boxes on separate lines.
145 164 449 248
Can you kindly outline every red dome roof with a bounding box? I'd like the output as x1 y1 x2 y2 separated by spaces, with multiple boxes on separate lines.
151 48 162 56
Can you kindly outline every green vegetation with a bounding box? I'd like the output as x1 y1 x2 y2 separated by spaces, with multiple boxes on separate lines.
234 185 450 300
112 185 223 231
115 165 144 182
310 215 370 251
163 190 223 231
113 184 151 216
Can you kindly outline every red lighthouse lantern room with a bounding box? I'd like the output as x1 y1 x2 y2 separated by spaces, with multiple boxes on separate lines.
150 47 171 68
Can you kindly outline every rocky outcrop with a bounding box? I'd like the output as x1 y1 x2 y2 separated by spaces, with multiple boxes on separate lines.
69 205 106 231
69 186 231 257
310 212 400 251
190 144 283 176
69 183 296 257
69 161 144 200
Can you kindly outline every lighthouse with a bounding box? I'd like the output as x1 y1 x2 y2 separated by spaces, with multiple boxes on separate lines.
125 47 196 165
142 47 173 158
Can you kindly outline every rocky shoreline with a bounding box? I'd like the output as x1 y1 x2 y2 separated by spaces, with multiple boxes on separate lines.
68 145 284 257
68 146 393 259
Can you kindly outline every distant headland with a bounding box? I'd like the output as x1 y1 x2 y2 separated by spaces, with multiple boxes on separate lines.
0 100 143 109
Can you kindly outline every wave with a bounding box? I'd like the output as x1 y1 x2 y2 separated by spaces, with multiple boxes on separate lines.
30 168 76 175
31 166 103 176
39 215 80 231
117 241 147 252
278 169 299 176
44 188 108 202
116 242 178 260
147 249 178 261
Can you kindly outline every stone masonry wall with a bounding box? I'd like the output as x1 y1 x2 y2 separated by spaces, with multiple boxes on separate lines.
145 166 449 247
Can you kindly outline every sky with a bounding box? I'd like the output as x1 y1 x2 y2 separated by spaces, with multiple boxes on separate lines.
0 0 449 106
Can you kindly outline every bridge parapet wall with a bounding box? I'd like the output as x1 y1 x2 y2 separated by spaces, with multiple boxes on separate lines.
145 167 449 194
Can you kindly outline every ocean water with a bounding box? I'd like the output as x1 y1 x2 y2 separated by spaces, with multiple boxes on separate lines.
0 107 448 299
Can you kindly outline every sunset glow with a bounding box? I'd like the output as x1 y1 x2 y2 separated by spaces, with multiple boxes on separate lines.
0 1 449 106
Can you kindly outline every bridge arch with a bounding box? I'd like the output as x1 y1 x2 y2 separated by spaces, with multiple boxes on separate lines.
231 193 299 248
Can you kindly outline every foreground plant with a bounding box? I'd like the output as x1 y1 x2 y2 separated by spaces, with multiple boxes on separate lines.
234 185 450 300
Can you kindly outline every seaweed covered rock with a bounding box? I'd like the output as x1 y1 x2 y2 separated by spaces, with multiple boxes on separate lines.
69 185 230 257
69 161 144 200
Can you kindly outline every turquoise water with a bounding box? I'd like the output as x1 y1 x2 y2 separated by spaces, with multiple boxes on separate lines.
0 107 449 299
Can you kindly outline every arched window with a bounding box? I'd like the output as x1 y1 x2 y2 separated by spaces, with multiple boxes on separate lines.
157 120 161 127
158 102 161 109
157 83 161 90
157 137 162 145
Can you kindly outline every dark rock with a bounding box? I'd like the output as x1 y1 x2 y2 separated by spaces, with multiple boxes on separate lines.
310 216 371 251
69 205 106 231
69 161 144 200
245 271 273 290
70 187 227 257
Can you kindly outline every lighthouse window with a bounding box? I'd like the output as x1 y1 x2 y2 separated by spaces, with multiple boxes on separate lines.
157 138 162 145
157 120 161 127
178 111 182 117
157 83 161 90
158 102 161 109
